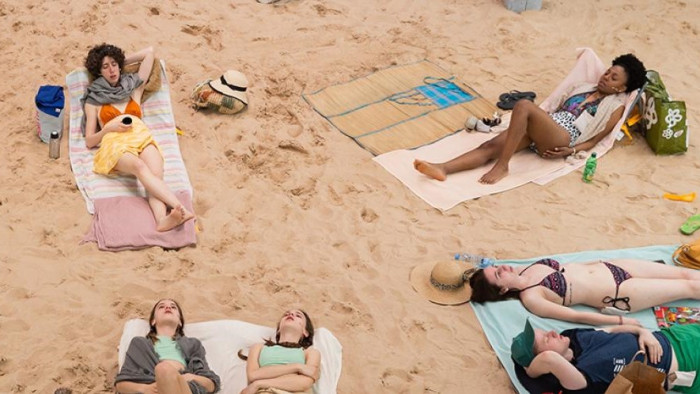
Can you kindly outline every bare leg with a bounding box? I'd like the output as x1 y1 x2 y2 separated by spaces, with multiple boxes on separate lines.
114 149 194 232
414 100 570 183
414 131 511 181
612 259 700 281
154 362 192 394
480 100 570 184
139 145 167 223
617 278 700 312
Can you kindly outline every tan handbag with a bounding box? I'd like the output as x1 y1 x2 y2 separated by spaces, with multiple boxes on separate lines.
673 239 700 270
605 351 666 394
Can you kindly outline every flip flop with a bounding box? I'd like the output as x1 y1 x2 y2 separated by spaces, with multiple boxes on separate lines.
497 90 536 110
664 192 696 202
680 214 700 235
498 90 536 102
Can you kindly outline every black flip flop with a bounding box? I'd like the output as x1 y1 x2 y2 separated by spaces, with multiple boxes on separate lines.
498 90 536 102
497 90 537 110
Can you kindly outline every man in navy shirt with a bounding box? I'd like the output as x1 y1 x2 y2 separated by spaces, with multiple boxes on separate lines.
510 318 700 393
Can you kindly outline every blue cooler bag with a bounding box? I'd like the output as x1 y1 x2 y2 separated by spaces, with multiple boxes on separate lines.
35 85 65 143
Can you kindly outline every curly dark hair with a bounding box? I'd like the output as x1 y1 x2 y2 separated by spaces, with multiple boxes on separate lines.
84 43 125 79
468 269 520 303
612 53 646 92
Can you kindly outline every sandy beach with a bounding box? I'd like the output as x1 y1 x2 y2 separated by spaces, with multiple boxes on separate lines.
1 0 700 392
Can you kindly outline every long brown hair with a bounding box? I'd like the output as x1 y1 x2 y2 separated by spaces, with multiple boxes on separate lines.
238 310 315 361
146 299 185 344
469 270 521 303
264 310 315 349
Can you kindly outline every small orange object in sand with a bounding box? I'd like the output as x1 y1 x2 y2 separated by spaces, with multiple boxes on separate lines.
663 192 696 202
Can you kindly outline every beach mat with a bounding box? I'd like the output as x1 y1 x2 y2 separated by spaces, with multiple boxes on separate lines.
373 48 638 210
118 319 343 394
471 245 695 394
66 60 196 250
303 60 498 155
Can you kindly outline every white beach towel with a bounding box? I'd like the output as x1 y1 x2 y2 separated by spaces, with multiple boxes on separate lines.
373 48 638 210
118 319 343 394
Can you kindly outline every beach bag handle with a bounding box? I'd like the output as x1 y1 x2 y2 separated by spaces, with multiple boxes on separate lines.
604 350 666 394
673 239 700 270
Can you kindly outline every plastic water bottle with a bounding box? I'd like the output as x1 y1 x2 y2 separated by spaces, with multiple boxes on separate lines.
49 131 60 159
582 152 597 183
454 253 493 267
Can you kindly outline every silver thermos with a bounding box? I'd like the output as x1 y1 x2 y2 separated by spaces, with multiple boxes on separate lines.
49 131 60 159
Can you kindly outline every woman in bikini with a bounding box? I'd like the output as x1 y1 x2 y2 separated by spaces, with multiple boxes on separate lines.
239 309 321 394
115 299 220 394
468 258 700 326
83 44 194 232
413 54 646 184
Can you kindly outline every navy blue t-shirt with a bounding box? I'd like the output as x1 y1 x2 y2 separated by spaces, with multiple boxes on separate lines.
563 328 671 393
514 329 672 394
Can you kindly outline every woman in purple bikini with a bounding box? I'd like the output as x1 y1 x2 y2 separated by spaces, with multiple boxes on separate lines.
468 258 700 326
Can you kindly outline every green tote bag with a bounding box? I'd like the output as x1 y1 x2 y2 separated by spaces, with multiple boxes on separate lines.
642 70 688 155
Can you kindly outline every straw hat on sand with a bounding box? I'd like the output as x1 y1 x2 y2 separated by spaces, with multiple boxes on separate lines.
409 260 477 306
209 70 249 105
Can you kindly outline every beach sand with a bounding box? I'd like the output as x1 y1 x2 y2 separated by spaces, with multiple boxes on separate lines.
1 0 699 392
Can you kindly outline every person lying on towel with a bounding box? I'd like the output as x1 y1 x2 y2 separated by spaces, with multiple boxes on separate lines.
511 318 700 393
467 258 700 326
83 43 194 232
115 299 220 394
413 53 646 184
238 309 321 394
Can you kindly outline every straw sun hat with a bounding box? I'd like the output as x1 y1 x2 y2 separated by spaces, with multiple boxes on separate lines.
409 260 477 306
209 70 249 104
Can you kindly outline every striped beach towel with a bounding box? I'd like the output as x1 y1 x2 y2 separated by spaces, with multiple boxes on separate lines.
66 60 196 250
67 60 192 213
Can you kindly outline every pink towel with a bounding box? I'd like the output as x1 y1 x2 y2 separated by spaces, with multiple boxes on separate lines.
83 191 196 251
373 48 638 210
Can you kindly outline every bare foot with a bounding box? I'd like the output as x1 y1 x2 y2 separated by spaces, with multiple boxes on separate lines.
156 208 184 232
177 205 195 225
479 164 508 184
413 159 447 181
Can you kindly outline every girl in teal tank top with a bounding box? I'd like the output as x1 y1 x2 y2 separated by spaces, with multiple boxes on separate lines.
114 298 220 394
239 309 322 394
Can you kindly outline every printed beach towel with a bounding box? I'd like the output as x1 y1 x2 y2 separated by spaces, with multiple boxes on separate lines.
471 245 695 394
119 319 343 394
66 60 196 250
304 60 499 155
373 48 638 210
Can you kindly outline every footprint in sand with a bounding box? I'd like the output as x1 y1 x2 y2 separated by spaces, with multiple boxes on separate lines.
312 4 342 17
180 24 223 50
360 208 378 223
